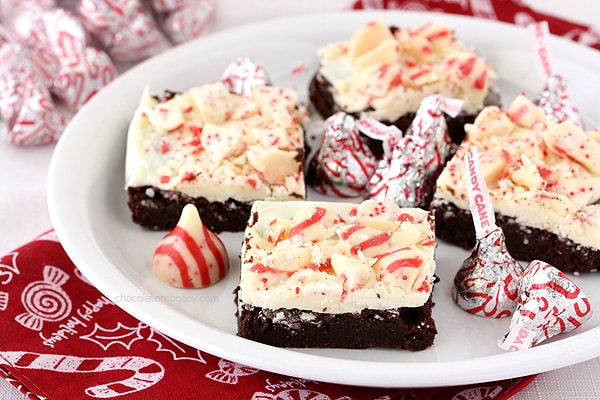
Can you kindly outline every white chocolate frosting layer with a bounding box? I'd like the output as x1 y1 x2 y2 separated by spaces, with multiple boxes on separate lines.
434 95 600 250
316 20 497 121
125 82 307 202
239 200 436 314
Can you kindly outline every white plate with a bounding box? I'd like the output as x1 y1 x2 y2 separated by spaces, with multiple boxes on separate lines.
48 10 600 388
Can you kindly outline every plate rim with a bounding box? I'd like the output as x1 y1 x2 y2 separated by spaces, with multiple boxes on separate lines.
48 9 600 388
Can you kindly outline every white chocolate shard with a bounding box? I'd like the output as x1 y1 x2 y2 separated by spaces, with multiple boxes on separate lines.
468 106 514 139
288 205 344 242
550 176 600 208
357 199 427 232
508 95 547 129
479 149 510 188
189 82 232 124
266 218 291 244
508 154 545 191
373 247 430 292
543 121 600 176
266 246 312 272
336 224 393 258
331 253 376 290
420 22 453 53
145 97 185 132
349 20 395 60
247 146 301 185
355 39 399 70
252 86 301 127
201 123 247 163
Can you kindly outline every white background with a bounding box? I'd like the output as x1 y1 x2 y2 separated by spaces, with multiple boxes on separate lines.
1 0 599 398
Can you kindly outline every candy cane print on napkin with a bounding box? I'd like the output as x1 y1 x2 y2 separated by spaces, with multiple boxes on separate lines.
465 147 496 239
0 352 164 398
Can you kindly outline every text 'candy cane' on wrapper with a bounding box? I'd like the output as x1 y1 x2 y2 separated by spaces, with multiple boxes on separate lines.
528 21 583 127
452 147 523 318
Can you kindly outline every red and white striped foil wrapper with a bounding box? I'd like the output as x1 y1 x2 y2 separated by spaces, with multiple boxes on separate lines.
356 117 402 159
9 7 116 110
221 57 270 98
149 0 216 44
499 260 593 351
529 21 583 126
453 228 523 319
405 94 462 178
452 148 523 318
78 0 170 61
0 31 67 145
0 0 215 145
367 135 427 208
308 112 377 198
364 95 462 208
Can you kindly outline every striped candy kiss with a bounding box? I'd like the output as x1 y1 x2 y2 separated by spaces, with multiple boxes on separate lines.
153 204 229 288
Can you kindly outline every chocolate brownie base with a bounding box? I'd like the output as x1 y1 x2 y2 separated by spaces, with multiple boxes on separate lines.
127 186 253 233
236 293 437 351
431 199 600 274
308 71 502 158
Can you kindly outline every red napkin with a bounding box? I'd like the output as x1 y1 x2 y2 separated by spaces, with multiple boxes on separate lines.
352 0 600 51
0 230 535 399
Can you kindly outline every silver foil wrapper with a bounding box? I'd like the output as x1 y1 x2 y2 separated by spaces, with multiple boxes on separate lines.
367 94 459 207
453 228 523 318
368 135 426 208
405 94 457 178
308 112 377 198
150 0 215 44
534 74 583 127
10 7 116 110
221 57 270 98
0 33 67 145
78 0 170 61
500 260 593 350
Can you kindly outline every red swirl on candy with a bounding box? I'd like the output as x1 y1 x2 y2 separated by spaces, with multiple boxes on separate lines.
308 112 377 198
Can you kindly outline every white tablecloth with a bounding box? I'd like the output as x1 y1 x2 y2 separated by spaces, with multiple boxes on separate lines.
1 1 599 398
